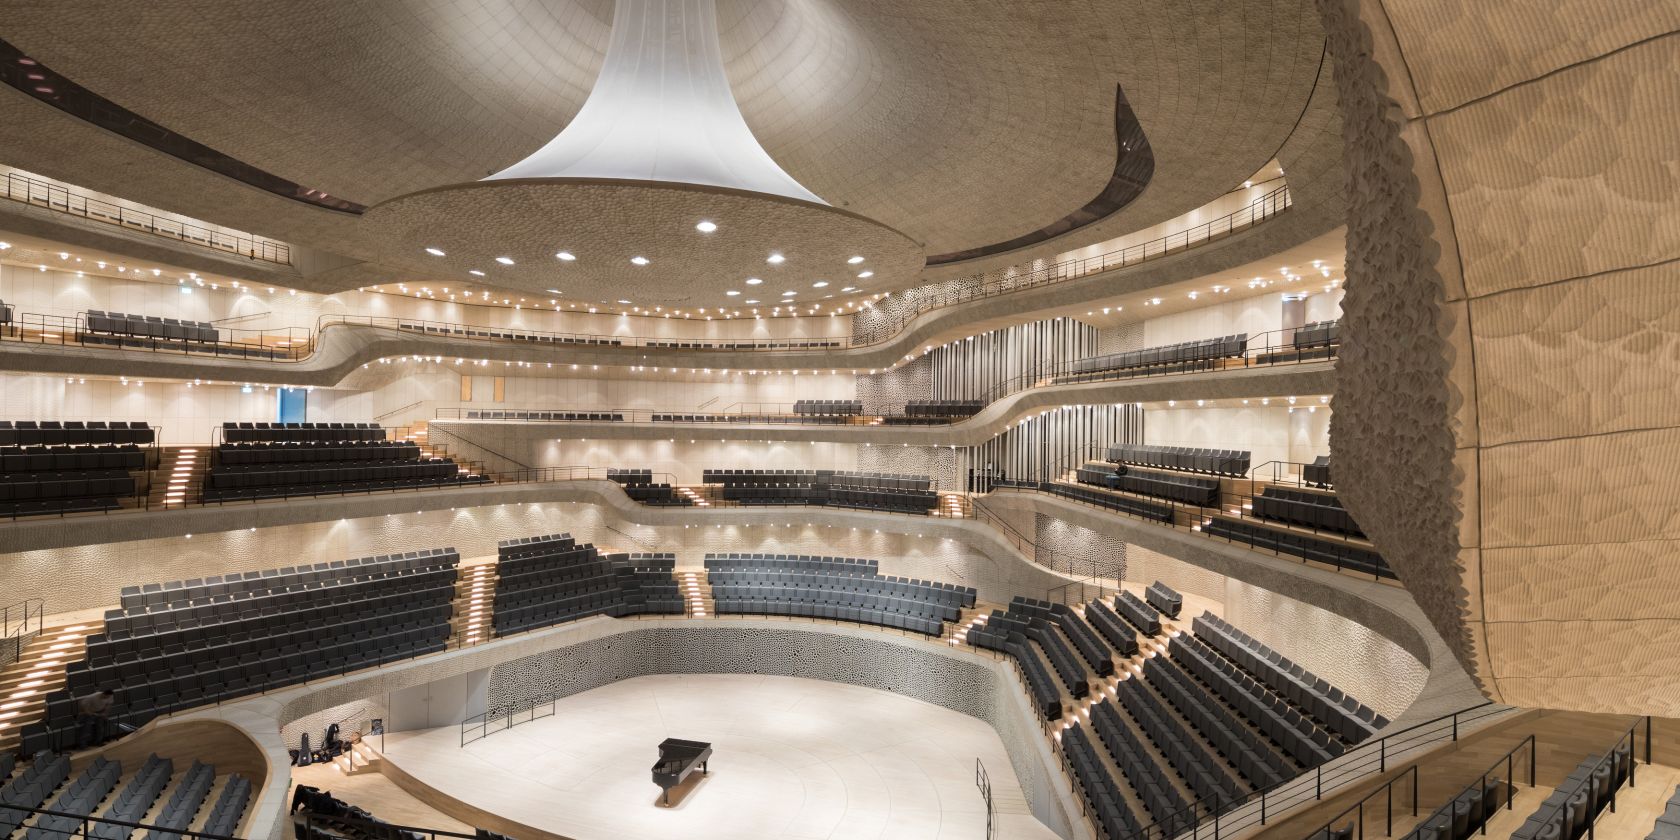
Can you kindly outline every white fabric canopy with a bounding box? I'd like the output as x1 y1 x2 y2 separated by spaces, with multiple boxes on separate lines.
486 0 826 205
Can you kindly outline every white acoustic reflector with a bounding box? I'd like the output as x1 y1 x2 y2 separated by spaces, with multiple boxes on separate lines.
485 0 825 206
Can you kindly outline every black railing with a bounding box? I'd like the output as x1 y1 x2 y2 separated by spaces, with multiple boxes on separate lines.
1105 702 1515 840
1 597 45 666
3 311 311 360
295 811 478 840
1526 717 1649 840
1 169 293 264
1302 762 1421 840
0 804 242 840
854 185 1293 343
462 691 558 746
977 758 996 840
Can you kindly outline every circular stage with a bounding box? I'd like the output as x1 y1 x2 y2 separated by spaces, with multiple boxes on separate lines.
380 673 1060 840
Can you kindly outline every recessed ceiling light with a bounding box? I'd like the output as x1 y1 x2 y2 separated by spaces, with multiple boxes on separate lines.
847 256 864 264
726 290 740 296
841 286 856 292
857 270 873 279
424 247 446 256
766 253 785 264
744 299 760 304
812 281 829 288
555 251 576 261
695 220 718 233
745 277 763 285
495 256 515 265
546 288 561 294
630 256 650 266
618 299 632 304
469 270 485 276
782 291 797 296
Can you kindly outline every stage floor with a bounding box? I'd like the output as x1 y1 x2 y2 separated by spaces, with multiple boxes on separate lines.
381 673 1062 840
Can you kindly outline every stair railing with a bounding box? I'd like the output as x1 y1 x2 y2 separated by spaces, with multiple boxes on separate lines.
1 598 45 667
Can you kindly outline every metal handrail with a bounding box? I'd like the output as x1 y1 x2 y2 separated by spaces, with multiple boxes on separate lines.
977 758 996 840
2 170 292 264
1525 716 1648 840
1304 733 1533 840
2 311 312 360
295 810 479 840
1 597 45 666
461 690 559 747
854 185 1292 344
1108 702 1514 840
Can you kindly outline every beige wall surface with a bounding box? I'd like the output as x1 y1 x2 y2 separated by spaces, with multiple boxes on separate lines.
1323 0 1680 712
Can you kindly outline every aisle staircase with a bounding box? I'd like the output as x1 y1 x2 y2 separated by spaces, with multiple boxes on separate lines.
678 569 714 618
393 420 491 482
0 619 100 753
144 446 207 508
451 560 498 647
330 740 384 776
936 491 970 518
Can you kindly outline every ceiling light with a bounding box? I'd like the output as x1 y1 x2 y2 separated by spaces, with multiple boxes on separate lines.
618 299 632 304
424 247 446 256
744 299 759 304
745 277 763 285
695 220 717 233
495 256 515 265
630 256 650 266
766 253 785 264
812 281 829 288
556 251 577 261
726 290 740 296
782 291 796 296
841 286 856 292
857 270 873 278
469 269 485 276
847 256 864 264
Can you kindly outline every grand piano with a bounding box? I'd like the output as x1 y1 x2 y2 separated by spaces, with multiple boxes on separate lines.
652 737 713 805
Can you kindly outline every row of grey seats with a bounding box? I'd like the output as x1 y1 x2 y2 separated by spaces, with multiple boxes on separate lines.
1192 613 1385 742
118 549 456 610
0 421 154 447
1107 443 1251 478
86 310 217 343
464 410 624 422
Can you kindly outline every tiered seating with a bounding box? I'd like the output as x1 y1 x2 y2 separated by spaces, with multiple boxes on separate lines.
27 551 459 753
0 299 11 328
1511 746 1634 840
703 469 938 514
0 421 154 446
88 754 172 840
1256 320 1342 364
1252 486 1364 538
968 607 1090 698
1146 581 1183 618
1062 722 1145 839
883 400 985 424
1303 455 1332 488
1081 600 1142 657
1115 674 1247 807
652 412 852 425
964 622 1062 720
644 337 842 350
206 423 485 501
1033 481 1177 523
1114 591 1163 636
1644 785 1680 839
792 400 863 416
85 311 216 342
492 534 683 636
0 421 151 518
221 422 381 443
25 756 122 840
215 439 420 465
1006 597 1115 677
607 469 692 506
141 760 215 840
0 752 69 837
200 773 253 837
1108 444 1250 478
397 320 624 346
1199 516 1391 579
1087 699 1194 836
1144 654 1287 790
706 553 975 636
1169 634 1341 767
1055 335 1248 383
1393 775 1510 840
1077 461 1220 506
462 409 624 421
1192 613 1386 743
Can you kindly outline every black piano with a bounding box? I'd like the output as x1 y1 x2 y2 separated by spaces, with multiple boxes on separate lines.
652 737 713 805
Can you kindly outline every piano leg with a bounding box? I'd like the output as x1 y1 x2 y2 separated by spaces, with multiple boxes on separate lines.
703 761 708 775
664 788 670 805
